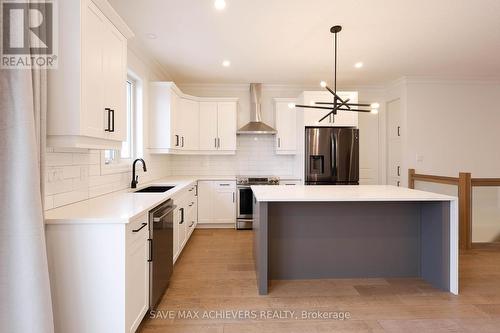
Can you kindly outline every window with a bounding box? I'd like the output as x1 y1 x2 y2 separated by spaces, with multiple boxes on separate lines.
103 74 139 170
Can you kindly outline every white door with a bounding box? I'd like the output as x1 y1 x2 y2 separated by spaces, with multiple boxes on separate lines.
199 102 218 151
103 22 127 142
126 220 149 333
179 98 199 150
197 181 213 224
275 102 297 153
81 2 105 138
170 91 182 149
217 102 237 150
173 205 180 259
211 181 236 224
387 99 402 186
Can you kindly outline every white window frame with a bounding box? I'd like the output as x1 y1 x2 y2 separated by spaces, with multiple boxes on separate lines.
101 73 139 174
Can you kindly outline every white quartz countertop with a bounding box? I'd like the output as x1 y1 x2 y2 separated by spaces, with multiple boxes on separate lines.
251 185 457 202
44 175 236 224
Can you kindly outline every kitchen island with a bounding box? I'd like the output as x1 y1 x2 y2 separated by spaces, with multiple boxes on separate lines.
251 185 458 295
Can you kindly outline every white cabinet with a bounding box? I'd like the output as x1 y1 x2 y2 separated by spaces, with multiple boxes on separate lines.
125 214 149 333
299 91 359 127
217 102 238 151
150 83 182 150
48 0 131 149
46 211 149 333
198 181 236 225
387 99 402 187
178 98 200 150
199 102 219 150
150 82 238 154
274 98 297 154
172 183 198 262
198 101 237 152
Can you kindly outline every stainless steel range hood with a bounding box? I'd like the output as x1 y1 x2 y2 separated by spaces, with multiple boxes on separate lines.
237 83 277 135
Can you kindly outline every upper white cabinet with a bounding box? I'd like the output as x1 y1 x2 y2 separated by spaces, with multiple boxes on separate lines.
298 91 359 127
48 0 132 149
199 101 237 152
149 82 238 154
178 98 200 150
274 98 297 154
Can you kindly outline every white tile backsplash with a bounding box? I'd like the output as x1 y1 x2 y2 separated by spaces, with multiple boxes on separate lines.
45 148 170 209
168 136 296 177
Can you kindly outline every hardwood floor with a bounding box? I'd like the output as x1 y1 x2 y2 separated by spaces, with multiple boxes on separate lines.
139 229 500 333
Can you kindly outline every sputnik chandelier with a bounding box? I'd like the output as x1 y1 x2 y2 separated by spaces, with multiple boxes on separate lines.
291 25 379 122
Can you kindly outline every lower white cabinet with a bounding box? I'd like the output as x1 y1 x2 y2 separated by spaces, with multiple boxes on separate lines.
172 182 198 262
126 214 150 333
46 212 149 333
198 180 236 225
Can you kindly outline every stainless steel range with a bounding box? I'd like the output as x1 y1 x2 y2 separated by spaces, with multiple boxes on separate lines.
236 176 279 230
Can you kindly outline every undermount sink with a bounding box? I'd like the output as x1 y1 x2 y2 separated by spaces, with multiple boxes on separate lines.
134 186 175 193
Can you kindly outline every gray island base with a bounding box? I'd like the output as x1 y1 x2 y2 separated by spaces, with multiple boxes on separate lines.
251 185 459 296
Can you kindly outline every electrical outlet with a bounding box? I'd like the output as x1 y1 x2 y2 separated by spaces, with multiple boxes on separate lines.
416 154 424 163
47 169 57 183
56 168 64 181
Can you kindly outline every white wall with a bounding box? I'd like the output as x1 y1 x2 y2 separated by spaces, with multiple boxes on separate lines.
44 47 171 210
400 78 500 242
175 84 385 182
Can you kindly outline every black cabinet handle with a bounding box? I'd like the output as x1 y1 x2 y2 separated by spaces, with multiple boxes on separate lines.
181 136 184 147
397 181 401 187
105 108 112 132
397 126 401 137
214 138 217 148
233 192 235 203
148 239 153 262
397 166 401 177
278 138 281 148
175 135 179 147
179 208 184 224
132 222 147 233
110 109 115 132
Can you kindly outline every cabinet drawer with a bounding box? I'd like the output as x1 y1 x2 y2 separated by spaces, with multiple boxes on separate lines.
214 181 236 190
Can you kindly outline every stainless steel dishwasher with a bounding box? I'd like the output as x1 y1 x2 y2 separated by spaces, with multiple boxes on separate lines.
149 199 175 309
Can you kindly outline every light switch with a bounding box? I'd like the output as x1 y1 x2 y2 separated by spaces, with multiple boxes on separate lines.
416 154 424 163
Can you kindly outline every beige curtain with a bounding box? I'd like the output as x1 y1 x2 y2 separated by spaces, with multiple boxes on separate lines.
0 3 54 330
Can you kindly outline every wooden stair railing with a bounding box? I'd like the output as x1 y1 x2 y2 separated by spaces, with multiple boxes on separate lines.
408 169 471 250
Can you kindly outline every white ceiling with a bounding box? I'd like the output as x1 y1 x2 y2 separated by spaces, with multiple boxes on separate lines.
109 0 500 86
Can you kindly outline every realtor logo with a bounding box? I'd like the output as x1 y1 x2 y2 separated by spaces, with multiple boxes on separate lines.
1 0 58 68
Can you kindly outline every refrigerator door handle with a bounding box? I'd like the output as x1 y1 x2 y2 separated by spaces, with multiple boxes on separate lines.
331 131 337 177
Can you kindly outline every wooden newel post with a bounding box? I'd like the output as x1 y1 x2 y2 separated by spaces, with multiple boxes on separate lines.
408 169 415 189
458 172 472 250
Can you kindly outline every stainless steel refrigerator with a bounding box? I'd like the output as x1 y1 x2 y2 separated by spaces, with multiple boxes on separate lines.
305 127 359 185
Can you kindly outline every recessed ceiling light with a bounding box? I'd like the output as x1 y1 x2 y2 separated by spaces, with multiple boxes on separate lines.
145 33 157 39
214 0 226 10
354 62 363 69
222 60 231 67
